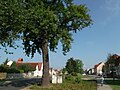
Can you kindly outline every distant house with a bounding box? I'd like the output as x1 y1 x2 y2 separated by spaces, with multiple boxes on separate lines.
94 62 104 75
16 58 43 77
49 68 57 76
89 68 94 75
49 68 62 76
49 68 63 84
85 68 94 75
7 60 13 67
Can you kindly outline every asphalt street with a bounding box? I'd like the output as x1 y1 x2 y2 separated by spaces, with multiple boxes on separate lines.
0 78 41 90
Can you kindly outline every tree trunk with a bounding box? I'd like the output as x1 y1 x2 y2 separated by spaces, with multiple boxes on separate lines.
41 40 50 88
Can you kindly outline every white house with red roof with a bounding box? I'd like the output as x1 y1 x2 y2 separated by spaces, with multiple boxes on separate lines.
94 62 104 75
17 58 43 77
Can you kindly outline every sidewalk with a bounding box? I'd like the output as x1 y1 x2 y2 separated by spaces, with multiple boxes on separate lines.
97 78 112 90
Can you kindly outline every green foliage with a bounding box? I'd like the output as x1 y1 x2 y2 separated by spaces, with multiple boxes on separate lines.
0 0 92 57
65 57 84 74
30 80 97 90
71 72 77 76
65 74 74 81
105 80 120 90
62 68 67 74
0 0 21 53
0 64 20 73
105 54 120 74
17 63 35 73
0 65 7 72
65 75 75 84
6 68 20 73
65 74 82 84
3 58 9 65
74 75 82 83
19 70 24 73
0 0 92 87
10 61 17 68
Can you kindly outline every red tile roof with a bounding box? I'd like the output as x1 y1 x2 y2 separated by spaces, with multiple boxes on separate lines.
16 58 42 71
94 62 102 68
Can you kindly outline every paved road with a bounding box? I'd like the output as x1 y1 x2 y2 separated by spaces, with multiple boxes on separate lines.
97 78 112 90
0 78 41 90
83 75 113 90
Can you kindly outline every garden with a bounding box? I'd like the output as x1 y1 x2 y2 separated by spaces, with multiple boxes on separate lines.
30 75 97 90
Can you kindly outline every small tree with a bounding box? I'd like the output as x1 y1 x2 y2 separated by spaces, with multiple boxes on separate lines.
105 54 119 72
10 61 17 69
65 58 84 75
3 58 9 65
0 65 7 72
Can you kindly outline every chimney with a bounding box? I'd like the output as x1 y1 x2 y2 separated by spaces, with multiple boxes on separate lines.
17 58 23 63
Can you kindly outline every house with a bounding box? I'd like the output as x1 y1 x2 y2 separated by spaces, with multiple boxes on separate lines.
94 62 104 75
49 68 63 84
49 68 62 76
85 68 94 75
49 68 57 76
16 58 43 77
7 60 13 67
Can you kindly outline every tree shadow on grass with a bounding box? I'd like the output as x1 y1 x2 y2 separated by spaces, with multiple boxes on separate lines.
0 78 42 88
105 80 120 86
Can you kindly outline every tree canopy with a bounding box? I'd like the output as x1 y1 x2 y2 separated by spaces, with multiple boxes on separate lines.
65 57 84 74
104 54 120 73
0 0 92 87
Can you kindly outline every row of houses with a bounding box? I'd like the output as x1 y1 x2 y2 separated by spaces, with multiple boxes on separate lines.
86 54 120 77
85 62 104 75
7 58 62 77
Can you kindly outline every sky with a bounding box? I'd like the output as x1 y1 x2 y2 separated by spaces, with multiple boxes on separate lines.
1 0 120 69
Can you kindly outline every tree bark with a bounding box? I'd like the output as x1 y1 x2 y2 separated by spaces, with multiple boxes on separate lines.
41 39 50 88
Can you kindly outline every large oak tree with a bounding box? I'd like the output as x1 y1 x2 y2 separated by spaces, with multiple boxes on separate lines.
0 0 92 88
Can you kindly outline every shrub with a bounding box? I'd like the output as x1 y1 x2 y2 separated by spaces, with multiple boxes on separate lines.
19 70 24 73
65 75 74 81
7 68 20 73
71 72 77 76
65 74 83 84
75 75 82 83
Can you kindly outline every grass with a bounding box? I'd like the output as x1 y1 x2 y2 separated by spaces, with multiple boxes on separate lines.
0 79 6 85
30 80 97 90
82 75 91 78
105 80 120 90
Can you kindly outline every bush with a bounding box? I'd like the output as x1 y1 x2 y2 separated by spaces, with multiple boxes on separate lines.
65 74 83 84
65 75 74 81
0 65 7 72
19 70 24 73
7 68 20 73
71 72 77 76
75 75 82 83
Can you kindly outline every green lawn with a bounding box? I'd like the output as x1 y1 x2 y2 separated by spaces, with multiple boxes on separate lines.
105 80 120 90
30 80 97 90
82 75 91 78
0 80 5 85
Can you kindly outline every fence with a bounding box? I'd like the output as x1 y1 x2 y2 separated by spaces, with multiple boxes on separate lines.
0 72 36 80
0 73 7 80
